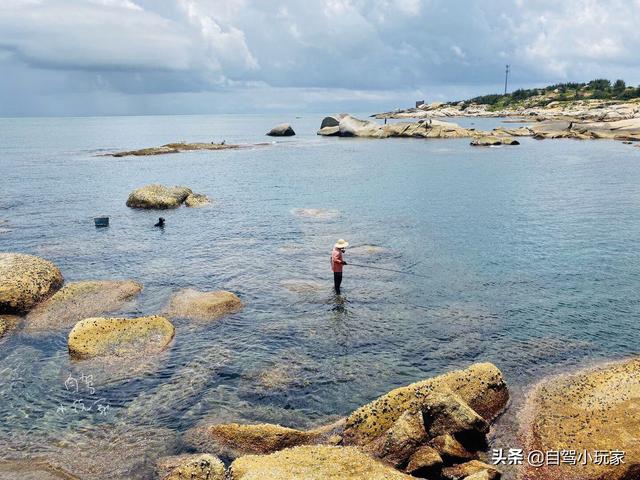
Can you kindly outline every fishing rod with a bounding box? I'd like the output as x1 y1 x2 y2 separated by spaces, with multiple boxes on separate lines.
347 263 427 278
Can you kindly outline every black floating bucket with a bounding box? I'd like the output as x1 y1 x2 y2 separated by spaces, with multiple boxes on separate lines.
94 216 109 228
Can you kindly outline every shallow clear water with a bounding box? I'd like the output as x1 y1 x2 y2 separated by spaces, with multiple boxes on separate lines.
1 114 640 478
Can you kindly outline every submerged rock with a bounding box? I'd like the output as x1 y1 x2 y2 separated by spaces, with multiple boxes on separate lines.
126 184 193 209
166 289 242 322
470 137 519 146
0 253 64 314
110 142 240 157
520 357 640 480
184 193 211 207
229 445 414 480
291 208 340 219
25 280 142 332
343 362 508 445
67 315 175 359
186 422 321 458
156 453 225 480
266 123 295 136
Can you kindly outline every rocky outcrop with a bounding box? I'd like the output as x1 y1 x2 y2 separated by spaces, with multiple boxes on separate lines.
267 123 295 136
25 280 142 331
470 137 519 146
184 193 211 207
0 253 63 314
229 445 415 480
126 184 193 209
67 315 175 359
166 289 242 322
520 357 640 480
110 142 240 157
374 99 640 122
343 363 508 445
156 453 225 480
185 363 506 479
318 115 480 139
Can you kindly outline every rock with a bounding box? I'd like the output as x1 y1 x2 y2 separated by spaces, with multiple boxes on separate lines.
343 363 508 445
186 422 319 458
110 142 241 157
291 208 340 219
0 315 19 339
166 289 242 321
267 123 295 136
25 280 142 331
156 453 225 480
405 445 443 476
339 115 386 138
441 460 501 480
184 193 211 207
421 390 489 439
125 184 193 209
470 136 519 145
365 409 428 467
520 357 640 480
320 115 345 129
349 245 386 255
429 434 478 462
0 253 64 314
67 315 175 359
317 126 340 136
229 445 415 480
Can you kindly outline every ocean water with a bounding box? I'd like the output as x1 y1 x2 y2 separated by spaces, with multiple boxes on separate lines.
1 114 640 478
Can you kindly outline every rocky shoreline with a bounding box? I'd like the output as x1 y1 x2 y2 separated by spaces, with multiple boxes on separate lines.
317 113 640 143
2 252 640 479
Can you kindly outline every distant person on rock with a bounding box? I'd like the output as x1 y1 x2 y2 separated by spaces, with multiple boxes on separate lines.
331 239 349 295
154 217 165 228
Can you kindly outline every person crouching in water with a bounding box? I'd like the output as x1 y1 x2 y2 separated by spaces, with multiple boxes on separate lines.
331 239 349 294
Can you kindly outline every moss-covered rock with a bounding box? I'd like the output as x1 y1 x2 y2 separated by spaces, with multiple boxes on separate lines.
126 184 193 209
166 289 242 322
0 253 63 314
67 315 175 359
229 445 415 480
25 280 142 331
156 453 226 480
343 363 508 446
520 357 640 480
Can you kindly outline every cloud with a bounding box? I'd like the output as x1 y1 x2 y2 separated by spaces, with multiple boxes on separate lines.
1 0 639 115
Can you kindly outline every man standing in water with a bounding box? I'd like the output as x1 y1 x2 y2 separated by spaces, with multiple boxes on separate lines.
331 239 349 294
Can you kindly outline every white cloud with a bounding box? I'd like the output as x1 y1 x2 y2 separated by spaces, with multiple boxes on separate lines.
1 0 640 115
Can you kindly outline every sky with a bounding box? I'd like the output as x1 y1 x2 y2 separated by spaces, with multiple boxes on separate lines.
1 0 639 116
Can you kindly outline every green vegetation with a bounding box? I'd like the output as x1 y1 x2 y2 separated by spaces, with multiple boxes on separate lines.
453 79 640 111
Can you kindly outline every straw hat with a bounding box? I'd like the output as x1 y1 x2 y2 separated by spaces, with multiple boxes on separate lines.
334 239 349 249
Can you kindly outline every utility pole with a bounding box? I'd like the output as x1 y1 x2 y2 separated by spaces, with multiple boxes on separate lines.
504 64 510 95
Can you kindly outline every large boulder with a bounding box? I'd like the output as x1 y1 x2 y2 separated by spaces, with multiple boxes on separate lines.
441 460 501 480
229 445 415 480
166 289 242 321
156 453 225 480
364 409 428 467
266 123 295 136
520 357 640 480
339 115 387 138
126 184 193 209
0 253 63 314
343 363 508 445
67 315 175 359
470 137 519 146
25 280 142 331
